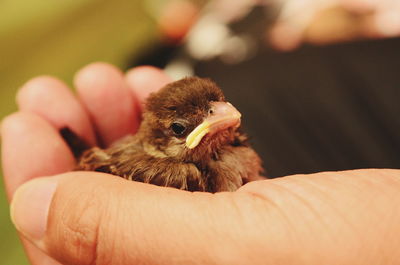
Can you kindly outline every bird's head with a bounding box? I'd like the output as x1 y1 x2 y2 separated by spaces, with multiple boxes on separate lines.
139 77 242 162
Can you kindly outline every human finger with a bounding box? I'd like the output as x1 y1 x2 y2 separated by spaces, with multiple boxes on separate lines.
10 172 270 265
1 112 75 198
17 76 96 146
10 169 400 265
125 65 172 110
74 62 138 146
1 112 75 265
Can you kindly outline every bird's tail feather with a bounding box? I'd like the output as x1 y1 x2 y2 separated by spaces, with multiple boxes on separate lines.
59 127 90 159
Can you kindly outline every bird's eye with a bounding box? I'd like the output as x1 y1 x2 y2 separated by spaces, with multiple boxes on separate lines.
171 122 186 135
167 106 177 111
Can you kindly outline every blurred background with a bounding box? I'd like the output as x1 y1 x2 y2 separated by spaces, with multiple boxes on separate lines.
1 0 400 263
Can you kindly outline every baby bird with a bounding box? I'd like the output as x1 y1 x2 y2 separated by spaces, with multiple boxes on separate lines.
63 77 264 192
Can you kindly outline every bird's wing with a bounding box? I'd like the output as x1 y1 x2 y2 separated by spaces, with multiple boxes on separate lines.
208 145 264 192
60 127 90 158
77 136 206 191
205 130 265 192
234 132 266 180
111 154 205 191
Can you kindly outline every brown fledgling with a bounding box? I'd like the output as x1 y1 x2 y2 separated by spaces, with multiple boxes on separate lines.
63 77 264 192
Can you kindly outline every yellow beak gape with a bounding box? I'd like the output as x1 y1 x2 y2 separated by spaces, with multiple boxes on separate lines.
185 121 210 149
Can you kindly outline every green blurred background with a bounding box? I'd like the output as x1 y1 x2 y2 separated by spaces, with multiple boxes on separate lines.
0 0 159 263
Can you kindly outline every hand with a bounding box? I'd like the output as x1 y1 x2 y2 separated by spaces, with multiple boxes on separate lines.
2 63 400 265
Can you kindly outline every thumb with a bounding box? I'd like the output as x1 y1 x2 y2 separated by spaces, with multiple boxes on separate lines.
10 170 400 265
9 172 268 265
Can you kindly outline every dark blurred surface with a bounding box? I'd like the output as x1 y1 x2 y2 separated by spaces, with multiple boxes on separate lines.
195 37 400 177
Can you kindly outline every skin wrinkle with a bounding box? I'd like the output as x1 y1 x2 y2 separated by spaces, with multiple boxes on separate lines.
89 223 99 265
49 180 103 265
63 201 96 265
286 175 364 241
109 198 141 265
90 184 120 265
167 192 219 264
285 175 375 264
181 193 238 265
364 190 400 264
311 171 366 195
268 180 331 230
85 183 133 265
128 198 164 264
258 180 345 264
208 193 253 264
132 190 247 264
85 195 102 265
360 180 400 264
295 174 387 262
271 172 400 265
130 186 200 264
88 181 134 265
237 186 300 255
332 171 400 225
221 189 303 265
299 177 366 238
347 169 400 201
231 194 283 265
311 172 391 231
184 192 263 264
97 190 129 265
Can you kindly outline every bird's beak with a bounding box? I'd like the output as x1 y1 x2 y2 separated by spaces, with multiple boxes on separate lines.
186 102 241 149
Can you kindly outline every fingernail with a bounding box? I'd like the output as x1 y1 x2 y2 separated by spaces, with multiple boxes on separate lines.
10 177 58 244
